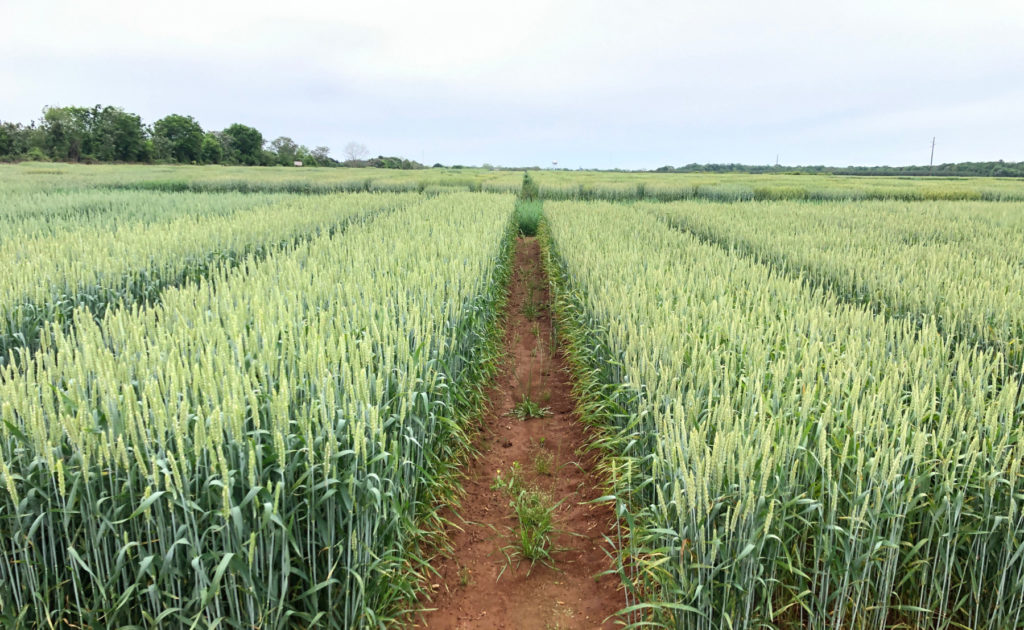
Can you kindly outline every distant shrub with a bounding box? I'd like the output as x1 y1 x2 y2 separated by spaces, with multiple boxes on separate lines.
25 147 49 162
519 172 539 201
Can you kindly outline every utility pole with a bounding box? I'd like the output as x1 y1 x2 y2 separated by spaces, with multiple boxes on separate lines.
775 154 779 167
930 137 936 169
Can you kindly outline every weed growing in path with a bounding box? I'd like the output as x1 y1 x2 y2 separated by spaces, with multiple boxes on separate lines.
492 461 525 495
533 450 553 476
511 395 552 421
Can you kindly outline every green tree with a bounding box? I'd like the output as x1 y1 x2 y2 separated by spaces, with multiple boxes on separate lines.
0 122 28 158
222 123 264 165
87 106 146 162
270 136 299 165
367 155 424 169
39 106 147 162
152 114 204 163
0 125 11 157
311 146 331 163
200 133 224 164
41 106 90 161
295 144 316 166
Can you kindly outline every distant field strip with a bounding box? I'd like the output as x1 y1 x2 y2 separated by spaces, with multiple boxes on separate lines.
0 192 417 366
0 192 515 627
6 163 1024 203
104 176 1024 203
0 163 523 196
543 200 1024 629
0 189 291 241
103 176 521 196
652 200 1024 370
533 172 1024 202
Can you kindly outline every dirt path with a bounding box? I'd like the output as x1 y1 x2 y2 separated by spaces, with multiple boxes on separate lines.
415 237 622 629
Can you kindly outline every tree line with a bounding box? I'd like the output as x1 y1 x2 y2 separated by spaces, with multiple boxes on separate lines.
0 105 424 169
654 161 1024 177
0 105 336 166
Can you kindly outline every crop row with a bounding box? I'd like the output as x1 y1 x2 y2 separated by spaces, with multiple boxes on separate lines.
652 199 1024 370
0 188 292 241
543 200 1024 629
0 192 515 628
0 192 418 366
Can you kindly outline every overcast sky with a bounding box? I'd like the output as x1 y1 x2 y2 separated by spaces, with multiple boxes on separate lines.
3 0 1023 169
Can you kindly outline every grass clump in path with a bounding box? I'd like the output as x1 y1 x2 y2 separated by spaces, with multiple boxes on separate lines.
511 490 558 568
511 394 552 420
492 462 561 575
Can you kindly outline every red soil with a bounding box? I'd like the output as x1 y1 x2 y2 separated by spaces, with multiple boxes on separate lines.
414 237 623 629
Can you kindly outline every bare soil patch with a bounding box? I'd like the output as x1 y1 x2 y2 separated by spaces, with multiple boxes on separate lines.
415 237 622 629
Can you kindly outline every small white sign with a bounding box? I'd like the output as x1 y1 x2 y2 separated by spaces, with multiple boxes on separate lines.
294 161 303 167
